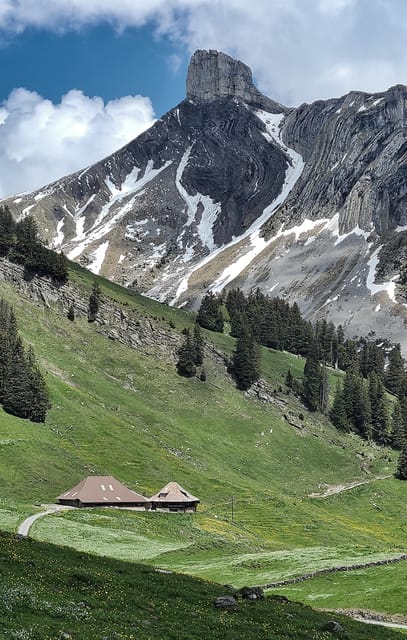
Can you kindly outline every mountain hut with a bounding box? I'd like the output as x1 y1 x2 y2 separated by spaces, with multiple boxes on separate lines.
150 481 199 512
56 476 150 509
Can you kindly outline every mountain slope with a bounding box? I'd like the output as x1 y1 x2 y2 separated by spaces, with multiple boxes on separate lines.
2 50 407 348
0 258 405 603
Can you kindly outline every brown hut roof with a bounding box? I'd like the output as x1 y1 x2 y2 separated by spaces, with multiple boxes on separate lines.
150 481 199 503
56 476 149 505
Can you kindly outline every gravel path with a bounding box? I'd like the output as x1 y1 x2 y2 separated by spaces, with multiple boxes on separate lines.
308 475 392 498
17 505 72 536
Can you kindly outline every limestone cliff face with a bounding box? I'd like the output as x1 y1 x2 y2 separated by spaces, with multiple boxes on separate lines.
186 49 286 114
1 50 407 348
280 84 407 236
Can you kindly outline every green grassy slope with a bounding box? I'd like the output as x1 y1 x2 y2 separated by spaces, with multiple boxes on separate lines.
0 263 405 616
0 531 402 640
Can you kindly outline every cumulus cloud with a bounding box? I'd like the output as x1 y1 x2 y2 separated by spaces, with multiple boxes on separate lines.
0 88 155 197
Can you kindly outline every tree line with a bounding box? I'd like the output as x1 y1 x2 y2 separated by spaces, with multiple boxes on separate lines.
0 299 50 422
0 205 68 283
195 288 407 479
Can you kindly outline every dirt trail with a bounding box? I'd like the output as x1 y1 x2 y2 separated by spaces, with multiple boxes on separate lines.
308 475 392 498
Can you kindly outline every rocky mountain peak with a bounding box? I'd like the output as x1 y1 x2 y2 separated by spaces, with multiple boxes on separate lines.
186 49 287 113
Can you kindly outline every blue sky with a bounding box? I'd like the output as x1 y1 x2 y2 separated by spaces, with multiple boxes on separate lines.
0 0 406 198
0 25 188 117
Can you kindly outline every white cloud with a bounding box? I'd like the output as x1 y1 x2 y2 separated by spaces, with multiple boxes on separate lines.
0 88 155 197
1 0 407 107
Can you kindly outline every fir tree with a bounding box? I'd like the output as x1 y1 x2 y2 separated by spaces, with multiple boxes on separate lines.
385 344 405 398
2 339 33 420
302 349 322 412
176 330 197 378
395 446 407 480
197 292 224 333
192 322 204 366
319 366 330 414
88 281 102 322
330 380 349 431
67 305 75 321
368 372 391 445
0 205 16 256
26 347 50 423
285 368 294 389
343 369 371 439
231 325 260 391
391 402 406 450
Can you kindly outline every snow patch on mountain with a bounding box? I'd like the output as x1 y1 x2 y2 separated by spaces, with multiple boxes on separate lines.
52 219 65 249
334 225 371 245
171 109 305 304
67 160 171 261
88 241 109 275
176 145 220 251
366 247 397 302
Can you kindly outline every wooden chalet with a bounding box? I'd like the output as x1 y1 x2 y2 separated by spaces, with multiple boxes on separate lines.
56 476 150 509
150 481 199 512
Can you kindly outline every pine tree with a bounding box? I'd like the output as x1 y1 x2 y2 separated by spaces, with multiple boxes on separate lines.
330 380 349 431
385 344 405 398
285 368 294 389
67 305 75 321
2 339 33 420
197 292 224 333
192 322 204 365
88 281 102 322
26 347 50 423
231 325 260 391
343 369 371 439
319 366 330 414
0 205 16 256
368 372 391 445
391 402 406 450
302 349 322 412
176 330 197 378
395 446 407 480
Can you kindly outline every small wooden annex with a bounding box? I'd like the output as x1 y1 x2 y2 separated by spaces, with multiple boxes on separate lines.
56 475 150 509
150 481 200 512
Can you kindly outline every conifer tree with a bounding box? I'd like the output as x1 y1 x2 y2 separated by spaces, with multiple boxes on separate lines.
302 348 322 412
285 368 294 389
385 344 405 398
319 366 330 414
231 325 260 391
330 380 349 431
395 446 407 480
2 338 33 420
25 347 50 423
176 329 197 378
67 305 75 321
0 205 16 256
197 292 224 333
192 322 204 366
88 281 102 322
391 401 406 450
368 372 391 445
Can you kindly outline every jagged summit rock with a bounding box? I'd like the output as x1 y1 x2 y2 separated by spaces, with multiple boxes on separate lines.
186 49 286 113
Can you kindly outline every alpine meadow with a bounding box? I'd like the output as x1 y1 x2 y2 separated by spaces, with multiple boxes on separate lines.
0 43 406 640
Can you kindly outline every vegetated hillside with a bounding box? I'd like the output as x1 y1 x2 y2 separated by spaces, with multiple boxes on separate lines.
0 258 405 616
2 532 403 640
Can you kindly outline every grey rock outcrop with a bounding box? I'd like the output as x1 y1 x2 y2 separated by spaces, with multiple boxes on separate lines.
186 49 286 113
